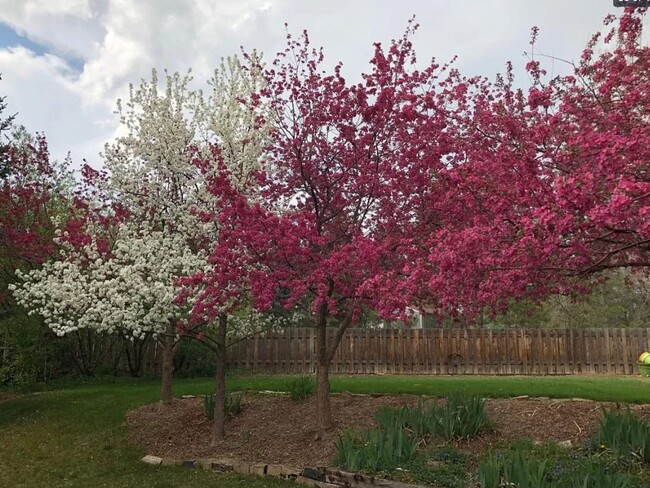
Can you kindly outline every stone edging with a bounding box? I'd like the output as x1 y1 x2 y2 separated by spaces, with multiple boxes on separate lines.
141 455 427 487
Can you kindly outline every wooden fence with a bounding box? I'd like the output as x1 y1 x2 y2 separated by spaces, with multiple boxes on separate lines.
226 327 650 375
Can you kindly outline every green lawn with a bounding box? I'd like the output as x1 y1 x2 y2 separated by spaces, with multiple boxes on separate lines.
2 374 650 487
217 373 650 404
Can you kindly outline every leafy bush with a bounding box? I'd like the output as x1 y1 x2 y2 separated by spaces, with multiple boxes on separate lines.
287 375 316 401
593 408 650 464
0 312 67 390
203 392 243 420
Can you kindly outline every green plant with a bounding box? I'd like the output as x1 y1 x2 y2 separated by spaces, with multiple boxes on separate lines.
204 392 215 419
375 393 489 445
226 392 243 416
578 462 633 488
478 452 501 488
403 447 468 488
594 408 650 464
479 447 551 488
479 442 640 488
428 391 490 440
203 392 243 420
376 402 431 441
334 423 418 473
287 375 315 401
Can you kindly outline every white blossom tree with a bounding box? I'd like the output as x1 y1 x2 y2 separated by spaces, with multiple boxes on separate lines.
13 54 270 423
12 221 209 399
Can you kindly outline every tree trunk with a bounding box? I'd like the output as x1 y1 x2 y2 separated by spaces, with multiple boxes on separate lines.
314 299 355 438
316 352 332 433
315 303 333 435
160 322 175 406
212 313 228 444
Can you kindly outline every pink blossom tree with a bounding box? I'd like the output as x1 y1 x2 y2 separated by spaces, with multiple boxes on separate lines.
194 26 456 435
420 8 650 319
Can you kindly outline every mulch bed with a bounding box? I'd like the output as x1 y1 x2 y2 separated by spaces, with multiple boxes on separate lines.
126 393 650 469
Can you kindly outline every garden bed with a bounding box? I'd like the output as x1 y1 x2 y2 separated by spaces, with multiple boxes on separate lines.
126 392 650 469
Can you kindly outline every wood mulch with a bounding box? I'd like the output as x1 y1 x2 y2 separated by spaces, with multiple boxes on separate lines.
126 392 650 469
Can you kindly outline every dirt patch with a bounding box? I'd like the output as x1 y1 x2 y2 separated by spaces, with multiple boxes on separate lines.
126 393 650 469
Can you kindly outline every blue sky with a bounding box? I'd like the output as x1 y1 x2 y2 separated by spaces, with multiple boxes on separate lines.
0 22 85 72
0 0 642 168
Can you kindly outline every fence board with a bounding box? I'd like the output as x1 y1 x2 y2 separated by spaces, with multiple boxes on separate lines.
225 328 650 375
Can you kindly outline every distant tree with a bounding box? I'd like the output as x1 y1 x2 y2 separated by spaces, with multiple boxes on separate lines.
0 74 16 179
496 268 650 329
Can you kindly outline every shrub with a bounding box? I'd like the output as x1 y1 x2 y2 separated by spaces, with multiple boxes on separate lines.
203 392 243 420
0 312 67 389
593 408 650 465
287 375 316 401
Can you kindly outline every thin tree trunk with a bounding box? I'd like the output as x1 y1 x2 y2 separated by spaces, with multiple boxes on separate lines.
160 322 175 406
212 313 228 444
316 352 332 434
315 301 355 438
315 303 333 435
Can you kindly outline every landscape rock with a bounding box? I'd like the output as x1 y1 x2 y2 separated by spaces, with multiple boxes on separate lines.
296 475 339 487
232 461 251 474
141 455 163 465
301 466 326 481
249 463 267 476
266 464 284 477
161 458 181 466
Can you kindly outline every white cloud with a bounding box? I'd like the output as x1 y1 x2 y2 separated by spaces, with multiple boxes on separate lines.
0 0 642 169
0 46 111 167
0 0 104 61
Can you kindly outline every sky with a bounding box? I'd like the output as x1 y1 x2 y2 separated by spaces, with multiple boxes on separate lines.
0 0 641 169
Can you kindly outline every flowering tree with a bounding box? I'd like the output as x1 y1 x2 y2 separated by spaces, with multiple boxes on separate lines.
0 124 74 384
179 54 270 442
11 70 205 404
13 55 269 425
196 27 455 435
418 8 650 319
12 218 208 383
194 52 268 189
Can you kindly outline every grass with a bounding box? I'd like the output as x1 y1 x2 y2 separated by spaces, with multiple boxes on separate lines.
187 373 650 404
2 373 650 487
0 383 291 488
